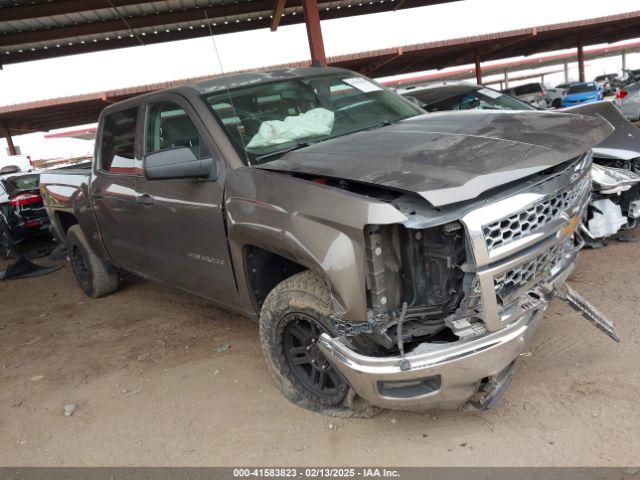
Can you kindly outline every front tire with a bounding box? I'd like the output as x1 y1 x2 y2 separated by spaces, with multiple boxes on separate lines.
67 225 119 298
259 271 353 414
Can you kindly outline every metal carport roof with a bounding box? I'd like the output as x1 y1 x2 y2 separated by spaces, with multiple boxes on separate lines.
0 0 459 65
328 10 640 77
2 11 640 139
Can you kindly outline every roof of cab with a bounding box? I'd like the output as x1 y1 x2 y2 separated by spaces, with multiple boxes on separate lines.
100 66 354 113
192 66 351 94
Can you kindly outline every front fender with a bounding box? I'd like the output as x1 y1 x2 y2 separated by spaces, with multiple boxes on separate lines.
225 167 407 322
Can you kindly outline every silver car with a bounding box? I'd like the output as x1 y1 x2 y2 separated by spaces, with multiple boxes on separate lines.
502 82 548 109
617 82 640 121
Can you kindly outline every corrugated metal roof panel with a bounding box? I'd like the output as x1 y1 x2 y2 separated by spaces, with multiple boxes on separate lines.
0 0 457 63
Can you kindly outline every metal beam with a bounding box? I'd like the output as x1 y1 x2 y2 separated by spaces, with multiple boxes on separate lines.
302 0 326 66
474 50 482 85
270 0 288 31
3 123 17 155
361 48 403 76
577 38 585 82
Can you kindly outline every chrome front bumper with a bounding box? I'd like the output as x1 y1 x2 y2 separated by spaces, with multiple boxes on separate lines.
319 306 545 411
318 255 572 411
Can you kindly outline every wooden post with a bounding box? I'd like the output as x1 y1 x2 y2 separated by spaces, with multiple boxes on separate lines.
302 0 326 66
577 39 585 82
474 51 482 85
4 123 17 156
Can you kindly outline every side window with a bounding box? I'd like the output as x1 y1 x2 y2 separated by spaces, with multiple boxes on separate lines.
146 102 210 159
100 107 138 173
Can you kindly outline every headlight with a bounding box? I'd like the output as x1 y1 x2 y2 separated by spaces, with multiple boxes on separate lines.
590 163 640 193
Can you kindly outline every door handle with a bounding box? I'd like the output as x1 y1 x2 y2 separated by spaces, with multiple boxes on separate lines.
136 194 155 206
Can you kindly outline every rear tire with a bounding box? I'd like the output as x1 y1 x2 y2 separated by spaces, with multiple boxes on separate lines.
259 271 375 416
66 225 119 298
0 225 15 259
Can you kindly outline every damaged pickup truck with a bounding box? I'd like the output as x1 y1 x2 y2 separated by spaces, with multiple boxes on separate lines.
41 67 619 414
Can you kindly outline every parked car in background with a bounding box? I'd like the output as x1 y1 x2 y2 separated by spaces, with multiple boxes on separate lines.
40 67 617 414
0 154 33 174
561 82 603 107
594 74 620 96
622 69 640 86
544 83 572 109
0 170 50 257
401 84 640 244
399 83 530 111
502 82 547 109
616 82 640 121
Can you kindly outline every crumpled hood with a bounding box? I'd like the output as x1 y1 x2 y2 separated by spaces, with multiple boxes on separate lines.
259 110 613 207
562 101 640 160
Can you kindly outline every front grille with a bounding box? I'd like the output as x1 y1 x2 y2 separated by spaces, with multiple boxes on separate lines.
483 176 589 250
494 243 565 302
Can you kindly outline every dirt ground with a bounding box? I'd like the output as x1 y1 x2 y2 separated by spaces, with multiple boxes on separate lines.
1 234 639 467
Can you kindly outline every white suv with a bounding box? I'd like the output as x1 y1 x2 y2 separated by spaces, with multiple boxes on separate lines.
0 155 33 174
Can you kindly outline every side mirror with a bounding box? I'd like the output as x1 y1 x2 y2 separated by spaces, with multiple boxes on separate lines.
144 147 217 181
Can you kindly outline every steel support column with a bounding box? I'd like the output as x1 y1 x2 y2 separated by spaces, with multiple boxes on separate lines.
504 69 509 89
622 50 627 72
302 0 326 66
474 51 482 85
3 123 17 156
577 39 585 82
564 61 569 83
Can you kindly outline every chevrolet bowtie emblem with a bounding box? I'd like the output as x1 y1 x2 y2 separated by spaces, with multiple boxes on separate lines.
560 214 580 237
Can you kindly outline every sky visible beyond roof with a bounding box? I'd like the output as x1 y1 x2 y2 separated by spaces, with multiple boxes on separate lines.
1 0 640 157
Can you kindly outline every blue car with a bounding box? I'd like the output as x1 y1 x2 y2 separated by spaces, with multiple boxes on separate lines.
561 82 604 107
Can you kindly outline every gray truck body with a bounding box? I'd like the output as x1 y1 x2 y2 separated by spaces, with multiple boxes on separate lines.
41 67 614 412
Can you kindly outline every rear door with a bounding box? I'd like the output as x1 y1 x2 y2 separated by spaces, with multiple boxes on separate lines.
90 105 146 269
133 93 239 308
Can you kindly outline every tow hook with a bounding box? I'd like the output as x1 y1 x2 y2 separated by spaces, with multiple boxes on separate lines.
554 283 620 342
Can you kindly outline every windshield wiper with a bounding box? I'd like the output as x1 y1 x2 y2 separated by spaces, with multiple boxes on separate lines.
366 119 393 131
254 141 311 164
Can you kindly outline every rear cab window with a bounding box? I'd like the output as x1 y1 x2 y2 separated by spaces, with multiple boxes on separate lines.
99 107 139 174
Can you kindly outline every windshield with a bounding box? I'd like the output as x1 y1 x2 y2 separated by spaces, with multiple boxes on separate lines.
414 87 536 112
201 73 422 164
567 83 597 94
6 174 39 192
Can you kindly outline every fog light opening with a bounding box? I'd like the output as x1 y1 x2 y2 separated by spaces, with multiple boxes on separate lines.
377 375 441 399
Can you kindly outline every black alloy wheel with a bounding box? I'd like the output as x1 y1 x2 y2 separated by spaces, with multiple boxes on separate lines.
282 313 347 402
69 244 92 292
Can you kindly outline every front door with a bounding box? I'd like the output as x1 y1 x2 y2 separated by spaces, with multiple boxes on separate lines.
133 95 239 309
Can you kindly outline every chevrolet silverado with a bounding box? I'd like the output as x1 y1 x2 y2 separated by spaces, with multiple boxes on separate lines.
41 67 618 415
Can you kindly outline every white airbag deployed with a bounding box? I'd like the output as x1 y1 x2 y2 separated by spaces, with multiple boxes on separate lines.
247 108 334 149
